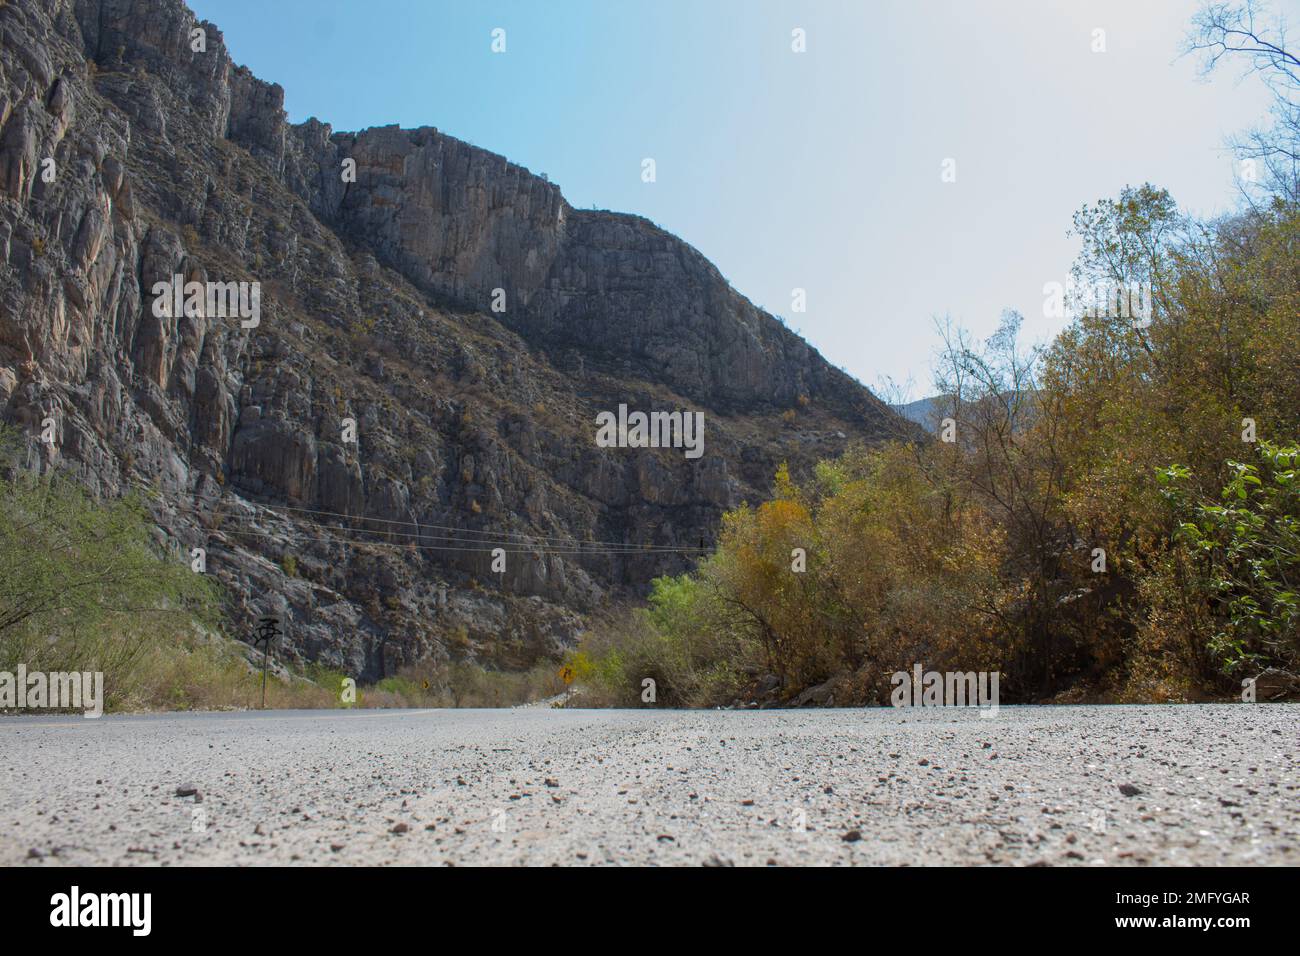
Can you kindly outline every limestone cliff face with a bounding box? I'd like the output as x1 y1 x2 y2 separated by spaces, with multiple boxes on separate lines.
298 125 876 414
0 0 901 679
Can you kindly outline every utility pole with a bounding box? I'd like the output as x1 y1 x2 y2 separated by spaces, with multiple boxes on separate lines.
254 616 281 709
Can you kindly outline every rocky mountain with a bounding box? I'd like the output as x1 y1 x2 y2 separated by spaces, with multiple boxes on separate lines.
0 0 901 680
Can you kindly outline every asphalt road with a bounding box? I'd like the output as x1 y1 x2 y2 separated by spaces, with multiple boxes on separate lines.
1 704 1295 866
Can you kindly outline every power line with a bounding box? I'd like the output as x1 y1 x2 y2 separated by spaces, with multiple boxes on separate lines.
208 520 709 555
130 479 707 552
224 528 707 555
208 521 707 556
130 481 711 556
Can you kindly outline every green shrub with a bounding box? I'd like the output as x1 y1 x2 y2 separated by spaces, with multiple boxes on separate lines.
1159 441 1300 676
0 430 221 707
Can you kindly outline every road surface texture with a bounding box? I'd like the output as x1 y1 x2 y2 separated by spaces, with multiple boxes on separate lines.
1 704 1295 866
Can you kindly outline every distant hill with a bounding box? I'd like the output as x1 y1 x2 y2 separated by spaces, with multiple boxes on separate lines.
893 392 1038 435
892 396 947 432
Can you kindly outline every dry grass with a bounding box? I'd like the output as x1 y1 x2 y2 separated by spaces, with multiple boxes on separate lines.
2 623 565 714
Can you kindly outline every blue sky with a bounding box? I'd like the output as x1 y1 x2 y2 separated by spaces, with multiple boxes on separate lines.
189 0 1287 400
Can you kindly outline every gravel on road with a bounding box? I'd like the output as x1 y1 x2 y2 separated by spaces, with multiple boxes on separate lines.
1 704 1295 866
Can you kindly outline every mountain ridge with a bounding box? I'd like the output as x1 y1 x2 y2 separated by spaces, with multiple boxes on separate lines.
0 0 903 679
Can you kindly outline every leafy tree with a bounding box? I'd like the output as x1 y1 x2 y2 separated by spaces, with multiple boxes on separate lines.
0 431 219 674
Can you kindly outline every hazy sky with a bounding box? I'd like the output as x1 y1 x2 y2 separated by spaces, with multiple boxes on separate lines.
189 0 1287 400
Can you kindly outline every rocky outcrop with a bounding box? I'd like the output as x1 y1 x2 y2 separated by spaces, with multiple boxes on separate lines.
292 122 885 417
0 0 903 680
